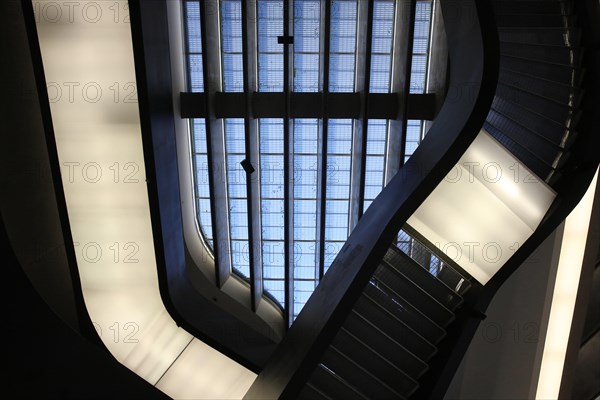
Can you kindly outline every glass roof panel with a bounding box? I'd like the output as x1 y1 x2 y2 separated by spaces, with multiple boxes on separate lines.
329 0 358 92
293 0 321 92
260 118 286 305
292 118 320 318
183 0 438 323
364 119 388 211
221 0 244 92
324 119 353 273
258 0 284 92
225 119 250 277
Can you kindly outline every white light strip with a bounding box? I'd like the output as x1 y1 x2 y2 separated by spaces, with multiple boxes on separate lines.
33 1 256 397
535 168 598 399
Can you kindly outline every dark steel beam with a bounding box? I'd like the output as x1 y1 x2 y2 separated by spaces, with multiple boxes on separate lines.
356 0 375 221
199 0 231 288
283 0 293 327
424 0 448 135
399 0 418 169
181 91 432 119
317 0 332 281
241 0 262 312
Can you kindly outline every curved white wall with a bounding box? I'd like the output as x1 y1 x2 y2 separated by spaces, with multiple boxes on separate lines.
33 1 256 397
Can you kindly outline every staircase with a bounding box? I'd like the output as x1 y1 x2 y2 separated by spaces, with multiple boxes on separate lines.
243 0 599 398
299 242 471 399
296 1 586 396
485 0 584 185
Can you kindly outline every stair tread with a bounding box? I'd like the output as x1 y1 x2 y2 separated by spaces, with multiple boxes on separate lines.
323 346 408 400
333 328 420 394
308 365 369 400
344 309 430 378
373 263 456 326
365 277 447 343
384 247 465 310
488 107 567 150
355 294 438 361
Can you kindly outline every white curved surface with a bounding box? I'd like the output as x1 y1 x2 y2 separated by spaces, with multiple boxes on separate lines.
408 130 557 284
33 0 256 397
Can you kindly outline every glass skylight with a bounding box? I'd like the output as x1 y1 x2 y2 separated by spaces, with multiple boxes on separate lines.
258 0 284 92
324 119 353 273
292 118 320 319
224 118 250 278
406 0 434 162
293 1 321 92
364 0 395 212
260 118 286 305
221 0 244 92
329 0 358 92
183 0 437 324
184 2 213 247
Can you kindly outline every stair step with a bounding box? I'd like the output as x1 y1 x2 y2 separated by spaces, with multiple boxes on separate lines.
493 1 574 16
373 264 455 327
495 14 577 28
433 261 472 295
494 83 580 126
298 383 331 400
491 96 578 145
354 294 438 361
397 231 473 295
365 278 447 344
384 247 464 311
483 122 555 181
486 109 565 164
322 347 407 400
306 365 368 400
498 27 581 47
331 328 420 397
343 310 430 378
500 42 583 67
500 55 584 86
499 68 583 108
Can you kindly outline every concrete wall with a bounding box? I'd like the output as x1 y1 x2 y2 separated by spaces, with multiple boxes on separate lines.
445 227 564 399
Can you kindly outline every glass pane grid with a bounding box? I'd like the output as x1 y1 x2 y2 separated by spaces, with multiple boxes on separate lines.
182 0 437 322
369 0 395 94
329 0 358 92
258 0 284 92
294 1 321 92
405 0 433 163
260 118 286 307
409 1 433 94
185 2 204 92
191 118 214 244
324 119 352 273
224 119 250 277
292 119 319 320
364 119 388 211
221 0 244 92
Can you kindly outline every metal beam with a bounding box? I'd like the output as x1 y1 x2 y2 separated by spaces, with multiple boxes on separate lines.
317 0 332 280
424 0 448 135
199 0 231 288
283 0 293 327
355 0 375 222
182 92 418 119
241 0 262 311
399 0 417 170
